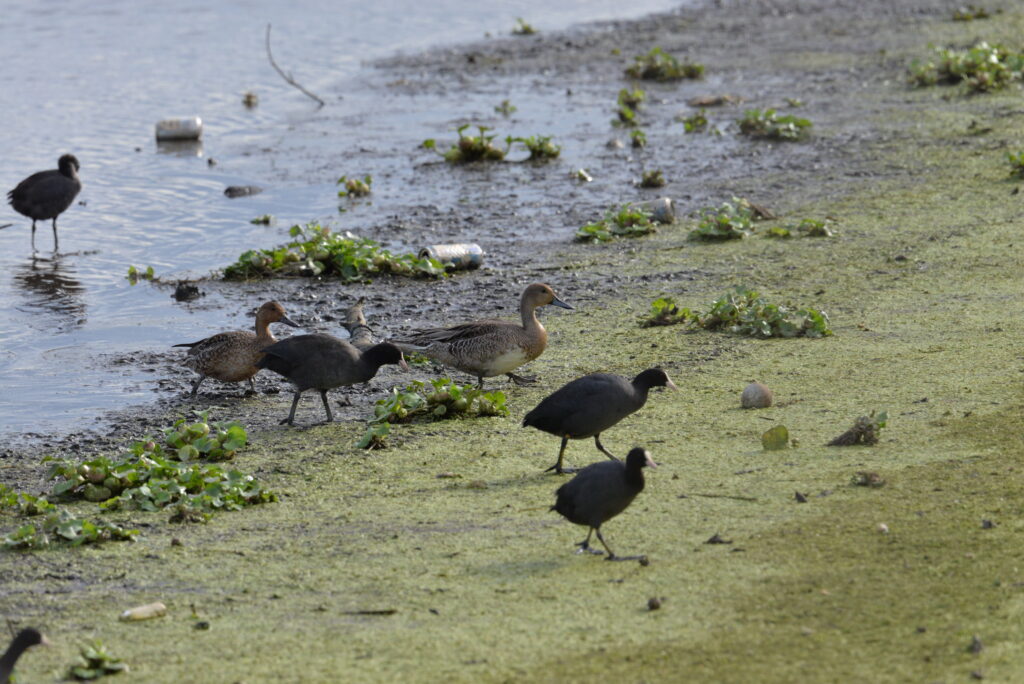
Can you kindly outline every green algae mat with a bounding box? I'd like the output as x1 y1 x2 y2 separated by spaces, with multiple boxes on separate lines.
4 1 1024 682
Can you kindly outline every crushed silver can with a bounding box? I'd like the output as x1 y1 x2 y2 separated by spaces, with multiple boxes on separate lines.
418 243 485 270
155 116 203 141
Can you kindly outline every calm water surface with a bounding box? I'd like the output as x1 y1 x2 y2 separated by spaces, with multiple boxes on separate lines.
0 0 682 436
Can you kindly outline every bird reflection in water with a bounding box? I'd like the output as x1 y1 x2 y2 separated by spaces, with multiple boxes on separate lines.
12 254 86 332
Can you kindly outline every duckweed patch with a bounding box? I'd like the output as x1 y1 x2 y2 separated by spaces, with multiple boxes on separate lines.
617 87 646 109
494 99 517 117
125 265 155 285
680 109 708 133
337 174 372 197
67 641 129 680
639 169 666 188
1007 150 1024 178
507 134 561 161
4 509 138 549
908 42 1024 92
640 297 694 327
952 4 994 21
512 18 536 35
223 222 446 281
765 218 835 238
625 46 704 81
737 108 812 140
422 124 507 163
249 214 273 225
372 378 510 423
646 286 832 338
630 129 647 148
575 203 656 243
689 198 758 241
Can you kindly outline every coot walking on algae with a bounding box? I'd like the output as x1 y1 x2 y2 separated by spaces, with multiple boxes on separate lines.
552 447 657 560
257 334 408 425
174 301 299 397
7 154 81 251
391 283 572 388
1 627 49 684
522 368 677 474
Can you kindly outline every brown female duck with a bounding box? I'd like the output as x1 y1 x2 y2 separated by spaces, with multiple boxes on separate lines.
391 283 572 388
174 301 298 396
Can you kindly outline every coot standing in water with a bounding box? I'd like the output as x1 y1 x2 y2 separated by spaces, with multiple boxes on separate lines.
551 446 657 561
7 154 82 252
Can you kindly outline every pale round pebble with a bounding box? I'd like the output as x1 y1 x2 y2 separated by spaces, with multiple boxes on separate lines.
741 382 774 409
877 523 889 534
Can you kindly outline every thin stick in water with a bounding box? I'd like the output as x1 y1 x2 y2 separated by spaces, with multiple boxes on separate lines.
265 24 326 108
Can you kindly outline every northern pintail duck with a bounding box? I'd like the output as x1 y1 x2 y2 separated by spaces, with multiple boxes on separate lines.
1 627 49 684
523 368 677 474
552 447 657 561
391 283 572 388
257 335 407 426
174 301 298 396
7 154 82 251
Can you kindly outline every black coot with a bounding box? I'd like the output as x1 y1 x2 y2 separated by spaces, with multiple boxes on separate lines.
257 334 407 425
522 368 676 473
551 447 657 561
1 627 48 684
8 154 81 251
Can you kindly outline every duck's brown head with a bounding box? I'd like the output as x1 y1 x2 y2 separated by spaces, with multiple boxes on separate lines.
521 283 573 311
257 301 299 328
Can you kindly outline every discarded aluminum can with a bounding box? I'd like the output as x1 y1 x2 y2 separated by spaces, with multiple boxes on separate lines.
418 243 484 270
631 197 675 224
155 116 203 141
119 601 167 621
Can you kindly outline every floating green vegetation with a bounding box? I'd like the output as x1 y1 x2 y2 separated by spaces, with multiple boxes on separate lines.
0 487 56 516
224 222 446 281
680 109 708 133
4 509 138 550
42 415 275 520
615 104 638 126
495 99 517 117
423 124 507 163
765 218 835 238
1007 150 1024 178
761 425 790 451
640 170 666 188
357 379 509 449
697 286 833 338
642 287 832 338
625 47 704 81
737 108 812 141
575 203 656 243
630 129 648 148
908 42 1024 93
618 88 646 109
641 297 694 327
952 4 993 21
784 97 804 107
250 214 273 225
689 198 757 241
67 641 129 680
571 168 594 183
512 18 536 35
337 175 372 197
125 265 154 285
373 378 509 423
507 135 561 161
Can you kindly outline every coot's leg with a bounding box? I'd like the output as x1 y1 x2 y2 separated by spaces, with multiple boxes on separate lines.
594 434 620 462
31 220 37 252
597 528 645 562
320 390 334 422
575 528 604 555
280 390 302 425
544 435 577 474
506 372 537 386
52 218 59 252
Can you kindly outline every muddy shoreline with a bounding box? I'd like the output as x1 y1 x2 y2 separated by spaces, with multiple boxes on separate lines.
5 0 1024 680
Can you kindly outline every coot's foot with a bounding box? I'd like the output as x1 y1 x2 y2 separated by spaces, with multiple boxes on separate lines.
543 463 577 475
605 554 647 563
